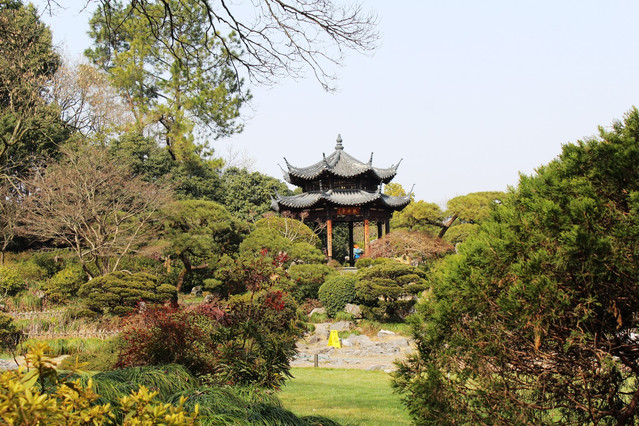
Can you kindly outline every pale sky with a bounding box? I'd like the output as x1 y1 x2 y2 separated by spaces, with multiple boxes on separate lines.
35 1 639 207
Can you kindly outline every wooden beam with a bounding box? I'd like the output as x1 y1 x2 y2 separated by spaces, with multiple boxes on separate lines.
377 221 383 239
326 219 333 261
348 221 354 267
364 219 370 255
385 219 390 235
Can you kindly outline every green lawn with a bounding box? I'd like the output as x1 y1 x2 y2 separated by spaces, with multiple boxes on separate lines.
279 367 411 426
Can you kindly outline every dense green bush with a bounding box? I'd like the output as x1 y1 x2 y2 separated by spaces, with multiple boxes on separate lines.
286 264 334 302
356 261 427 321
214 252 292 297
77 271 176 315
318 275 358 317
355 257 394 269
0 313 22 354
240 227 324 266
0 266 26 295
44 264 87 302
27 250 71 278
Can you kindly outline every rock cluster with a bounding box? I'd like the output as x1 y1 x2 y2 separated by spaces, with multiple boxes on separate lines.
292 323 414 373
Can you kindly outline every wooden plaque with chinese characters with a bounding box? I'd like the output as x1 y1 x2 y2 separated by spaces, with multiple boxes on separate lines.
337 207 360 216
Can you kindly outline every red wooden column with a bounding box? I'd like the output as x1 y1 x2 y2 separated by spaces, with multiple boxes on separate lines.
326 219 333 261
364 219 370 255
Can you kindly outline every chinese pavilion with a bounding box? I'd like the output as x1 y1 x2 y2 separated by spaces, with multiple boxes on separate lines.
271 135 411 266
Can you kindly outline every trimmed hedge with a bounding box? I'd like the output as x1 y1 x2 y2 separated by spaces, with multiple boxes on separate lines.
78 271 176 315
287 264 334 302
318 275 358 317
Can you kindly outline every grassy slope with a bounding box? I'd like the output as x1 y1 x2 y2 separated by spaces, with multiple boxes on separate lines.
279 367 411 426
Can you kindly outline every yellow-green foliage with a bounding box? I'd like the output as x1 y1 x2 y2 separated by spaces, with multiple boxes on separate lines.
0 343 199 425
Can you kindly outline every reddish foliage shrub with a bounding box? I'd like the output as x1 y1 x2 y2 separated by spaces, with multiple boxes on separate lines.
116 289 302 389
365 230 454 265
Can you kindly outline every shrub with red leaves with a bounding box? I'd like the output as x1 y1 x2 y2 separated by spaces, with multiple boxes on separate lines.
116 289 302 389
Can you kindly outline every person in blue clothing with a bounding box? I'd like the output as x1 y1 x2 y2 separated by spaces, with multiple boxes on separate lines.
353 244 364 260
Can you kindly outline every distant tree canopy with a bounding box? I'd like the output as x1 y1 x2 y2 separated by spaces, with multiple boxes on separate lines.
394 108 639 425
221 167 292 222
442 191 505 244
0 0 68 169
86 0 248 163
79 0 378 91
390 201 444 235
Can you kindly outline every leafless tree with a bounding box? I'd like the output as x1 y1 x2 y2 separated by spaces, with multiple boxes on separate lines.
45 0 378 91
21 145 172 278
49 60 133 136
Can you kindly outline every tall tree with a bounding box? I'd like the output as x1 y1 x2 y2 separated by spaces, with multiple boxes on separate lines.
221 167 291 222
70 0 378 91
0 0 67 169
86 0 247 162
21 145 172 279
394 108 639 424
442 191 505 243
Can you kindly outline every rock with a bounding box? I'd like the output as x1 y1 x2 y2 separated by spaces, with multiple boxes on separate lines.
390 338 411 348
307 334 322 344
366 364 391 371
309 308 326 317
314 347 335 355
349 335 373 347
0 359 19 371
341 338 353 347
330 321 353 331
203 294 215 303
344 303 362 318
377 329 396 337
190 286 202 296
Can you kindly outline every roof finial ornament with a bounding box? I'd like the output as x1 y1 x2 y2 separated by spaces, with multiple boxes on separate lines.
335 134 343 150
368 152 374 166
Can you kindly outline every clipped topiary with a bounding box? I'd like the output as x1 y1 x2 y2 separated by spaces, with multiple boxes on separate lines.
45 264 87 302
356 261 428 321
78 271 176 315
318 275 358 317
287 263 334 302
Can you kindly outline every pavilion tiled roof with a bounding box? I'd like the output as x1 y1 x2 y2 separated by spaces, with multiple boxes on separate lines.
271 188 411 212
281 135 401 186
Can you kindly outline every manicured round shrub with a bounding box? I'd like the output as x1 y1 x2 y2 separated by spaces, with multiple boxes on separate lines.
356 261 428 321
45 264 87 302
318 275 358 317
287 264 334 302
78 271 176 315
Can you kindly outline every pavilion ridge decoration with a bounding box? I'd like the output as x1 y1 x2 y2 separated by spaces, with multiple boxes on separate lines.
271 135 411 266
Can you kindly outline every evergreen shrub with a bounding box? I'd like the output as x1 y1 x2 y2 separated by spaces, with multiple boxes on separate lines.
78 271 176 315
287 264 334 302
356 261 428 321
318 275 358 317
45 264 87 302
